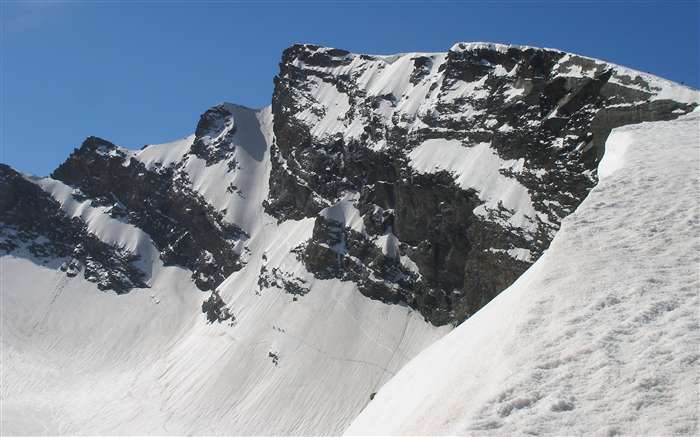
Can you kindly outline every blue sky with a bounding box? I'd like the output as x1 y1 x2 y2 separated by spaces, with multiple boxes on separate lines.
2 1 698 176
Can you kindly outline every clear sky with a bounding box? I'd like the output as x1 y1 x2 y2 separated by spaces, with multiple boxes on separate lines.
2 0 698 176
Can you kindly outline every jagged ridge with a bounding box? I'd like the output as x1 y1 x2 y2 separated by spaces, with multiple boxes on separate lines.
1 42 697 324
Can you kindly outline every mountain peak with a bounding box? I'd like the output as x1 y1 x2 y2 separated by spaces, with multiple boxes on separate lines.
79 135 120 152
4 42 699 435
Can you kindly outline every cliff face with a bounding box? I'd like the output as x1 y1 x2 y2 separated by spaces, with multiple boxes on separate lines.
266 42 696 324
51 133 248 290
346 108 700 437
2 43 697 325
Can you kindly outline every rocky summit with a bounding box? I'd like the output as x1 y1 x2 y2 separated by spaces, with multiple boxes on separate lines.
265 42 695 324
2 43 697 326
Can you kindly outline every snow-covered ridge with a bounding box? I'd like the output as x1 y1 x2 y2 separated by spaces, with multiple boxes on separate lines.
2 99 447 434
301 41 699 105
134 104 272 233
3 41 699 435
450 41 555 53
346 109 700 435
271 40 698 325
36 176 161 277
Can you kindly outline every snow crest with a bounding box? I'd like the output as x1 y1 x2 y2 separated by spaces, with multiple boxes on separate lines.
347 110 700 435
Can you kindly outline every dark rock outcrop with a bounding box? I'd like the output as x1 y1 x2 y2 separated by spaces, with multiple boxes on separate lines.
191 104 239 166
265 43 697 324
51 136 247 290
202 291 234 323
0 164 146 292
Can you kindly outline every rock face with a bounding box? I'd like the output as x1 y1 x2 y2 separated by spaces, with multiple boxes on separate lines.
51 136 248 290
0 164 146 292
345 108 700 437
1 42 696 325
191 104 239 166
266 42 696 324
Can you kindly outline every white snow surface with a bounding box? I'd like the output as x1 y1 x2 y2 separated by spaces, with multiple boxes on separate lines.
409 139 538 231
135 104 273 233
292 42 699 145
347 110 700 436
320 193 366 234
1 105 448 435
447 43 698 105
1 232 446 435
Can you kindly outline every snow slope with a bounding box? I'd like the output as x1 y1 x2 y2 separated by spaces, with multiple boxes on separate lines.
346 109 700 435
1 230 446 435
3 42 699 435
1 105 448 435
135 104 273 232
